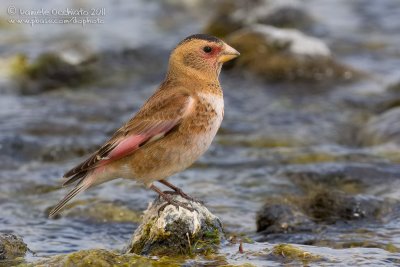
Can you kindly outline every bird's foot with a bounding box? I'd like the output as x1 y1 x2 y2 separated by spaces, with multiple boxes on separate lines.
158 192 195 212
164 189 204 205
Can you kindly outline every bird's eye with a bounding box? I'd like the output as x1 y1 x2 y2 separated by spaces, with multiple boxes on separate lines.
203 46 212 53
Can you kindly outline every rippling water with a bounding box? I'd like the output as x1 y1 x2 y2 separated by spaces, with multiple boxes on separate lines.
1 0 400 265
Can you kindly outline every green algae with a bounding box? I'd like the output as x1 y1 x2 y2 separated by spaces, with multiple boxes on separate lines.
29 249 184 267
272 244 321 263
64 201 142 223
130 217 222 256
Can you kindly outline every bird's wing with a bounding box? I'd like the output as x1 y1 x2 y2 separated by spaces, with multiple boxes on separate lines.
63 91 194 183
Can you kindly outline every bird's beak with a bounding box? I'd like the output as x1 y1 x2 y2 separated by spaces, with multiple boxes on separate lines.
218 43 240 63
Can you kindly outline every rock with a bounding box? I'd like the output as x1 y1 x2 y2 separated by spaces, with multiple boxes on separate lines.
203 1 244 38
32 249 180 267
270 244 321 263
258 6 315 31
57 200 142 223
204 0 316 37
242 25 331 57
126 195 224 256
13 53 95 94
282 162 400 191
306 190 389 223
256 203 315 234
0 233 28 260
226 24 358 82
360 107 400 146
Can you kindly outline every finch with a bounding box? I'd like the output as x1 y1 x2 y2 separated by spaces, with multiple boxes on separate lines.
49 34 240 218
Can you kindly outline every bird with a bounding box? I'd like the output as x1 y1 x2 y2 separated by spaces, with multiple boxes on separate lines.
49 34 240 218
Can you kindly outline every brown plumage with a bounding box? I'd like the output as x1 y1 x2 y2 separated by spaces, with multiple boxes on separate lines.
49 34 239 218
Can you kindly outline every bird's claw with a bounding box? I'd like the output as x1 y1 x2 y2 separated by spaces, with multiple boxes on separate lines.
163 189 204 205
158 193 195 213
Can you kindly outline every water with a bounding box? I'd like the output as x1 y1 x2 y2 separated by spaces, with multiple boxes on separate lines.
1 0 400 265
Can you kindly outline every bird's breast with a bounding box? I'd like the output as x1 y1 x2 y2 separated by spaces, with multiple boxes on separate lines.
183 92 224 152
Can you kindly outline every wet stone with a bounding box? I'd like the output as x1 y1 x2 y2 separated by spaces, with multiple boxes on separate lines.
270 243 322 264
226 24 358 83
126 194 224 256
258 6 315 31
59 200 142 224
282 162 400 190
13 53 95 95
204 0 317 37
360 107 400 146
0 233 28 260
306 190 391 223
256 203 315 234
31 249 182 267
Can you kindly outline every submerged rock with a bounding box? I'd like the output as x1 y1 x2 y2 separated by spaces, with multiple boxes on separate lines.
270 243 321 264
360 107 400 146
0 233 28 260
32 249 182 267
226 24 357 82
127 194 224 256
60 200 142 223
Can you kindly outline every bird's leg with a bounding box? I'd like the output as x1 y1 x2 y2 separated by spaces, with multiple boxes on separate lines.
158 179 203 203
150 184 194 212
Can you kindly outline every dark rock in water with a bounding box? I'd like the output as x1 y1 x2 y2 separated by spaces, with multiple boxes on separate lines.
258 6 315 31
226 25 358 83
256 203 315 234
360 107 400 146
126 194 224 256
306 190 389 223
10 45 167 95
14 53 95 94
204 0 317 37
282 162 400 191
0 233 28 260
255 189 398 247
203 1 243 38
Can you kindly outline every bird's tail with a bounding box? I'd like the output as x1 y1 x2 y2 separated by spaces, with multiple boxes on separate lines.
48 177 93 218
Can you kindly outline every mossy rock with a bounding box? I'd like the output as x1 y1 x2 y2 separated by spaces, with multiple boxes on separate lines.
226 25 359 83
0 234 28 260
127 195 224 256
12 53 95 94
31 249 183 267
271 244 321 263
48 199 142 224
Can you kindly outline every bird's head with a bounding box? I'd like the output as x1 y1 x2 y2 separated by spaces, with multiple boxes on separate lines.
168 34 240 80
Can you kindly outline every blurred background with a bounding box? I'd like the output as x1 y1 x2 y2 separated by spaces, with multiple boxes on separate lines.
1 0 400 265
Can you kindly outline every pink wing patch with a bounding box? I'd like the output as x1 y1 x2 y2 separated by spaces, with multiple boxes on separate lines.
106 134 147 160
99 121 178 166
